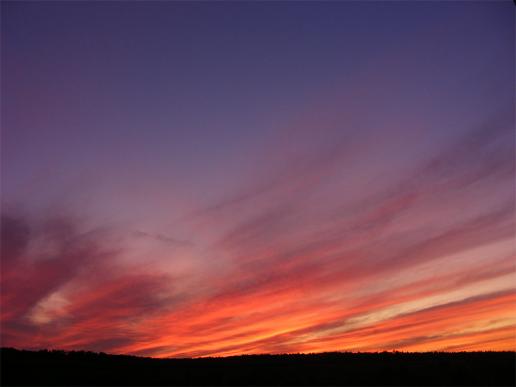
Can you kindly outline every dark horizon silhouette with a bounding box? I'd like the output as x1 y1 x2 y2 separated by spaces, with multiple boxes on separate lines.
1 347 515 386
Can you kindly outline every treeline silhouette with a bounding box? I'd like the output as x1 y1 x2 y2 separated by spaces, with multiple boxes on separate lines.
1 347 515 386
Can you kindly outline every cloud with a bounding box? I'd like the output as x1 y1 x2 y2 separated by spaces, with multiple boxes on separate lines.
1 114 514 356
0 211 179 353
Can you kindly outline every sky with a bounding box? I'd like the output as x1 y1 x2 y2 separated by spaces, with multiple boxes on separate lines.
1 1 515 357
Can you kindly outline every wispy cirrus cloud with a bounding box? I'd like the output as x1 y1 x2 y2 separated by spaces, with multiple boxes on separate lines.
2 112 514 356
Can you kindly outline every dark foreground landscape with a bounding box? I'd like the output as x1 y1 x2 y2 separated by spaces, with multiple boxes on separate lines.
1 348 515 386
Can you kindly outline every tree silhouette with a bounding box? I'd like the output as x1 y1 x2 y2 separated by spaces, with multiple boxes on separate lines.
1 347 515 386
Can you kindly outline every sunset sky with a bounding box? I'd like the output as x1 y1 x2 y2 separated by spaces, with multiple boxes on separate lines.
1 1 515 357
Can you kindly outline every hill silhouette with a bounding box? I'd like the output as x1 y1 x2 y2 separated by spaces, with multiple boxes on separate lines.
1 347 515 386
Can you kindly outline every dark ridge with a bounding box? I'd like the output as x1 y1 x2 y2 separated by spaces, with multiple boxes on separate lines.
1 347 515 386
